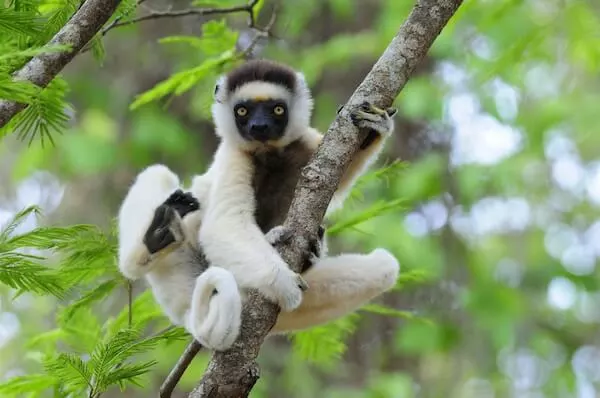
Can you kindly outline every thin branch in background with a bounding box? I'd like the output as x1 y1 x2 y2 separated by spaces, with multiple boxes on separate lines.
98 0 148 38
159 340 203 398
80 0 260 54
237 4 279 59
127 280 133 328
103 0 259 36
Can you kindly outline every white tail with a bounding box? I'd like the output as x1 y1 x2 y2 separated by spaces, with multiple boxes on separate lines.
185 267 242 351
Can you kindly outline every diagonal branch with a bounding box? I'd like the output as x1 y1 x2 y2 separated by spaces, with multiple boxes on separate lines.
0 0 124 128
188 0 464 397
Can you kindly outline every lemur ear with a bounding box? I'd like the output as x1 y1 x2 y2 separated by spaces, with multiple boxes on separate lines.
214 75 227 103
295 72 309 92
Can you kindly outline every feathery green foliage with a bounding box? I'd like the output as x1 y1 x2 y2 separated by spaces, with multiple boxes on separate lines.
5 77 72 146
0 203 184 396
291 314 360 365
0 206 66 298
130 20 240 110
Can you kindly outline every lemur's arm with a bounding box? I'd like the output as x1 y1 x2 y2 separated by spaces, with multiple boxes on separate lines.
304 102 397 215
198 143 308 312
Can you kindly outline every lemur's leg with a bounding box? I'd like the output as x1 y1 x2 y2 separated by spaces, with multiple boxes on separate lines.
143 189 199 254
271 248 399 333
117 165 183 280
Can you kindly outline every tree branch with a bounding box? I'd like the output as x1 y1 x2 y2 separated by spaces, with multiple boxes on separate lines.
0 0 124 128
160 338 203 398
188 0 464 397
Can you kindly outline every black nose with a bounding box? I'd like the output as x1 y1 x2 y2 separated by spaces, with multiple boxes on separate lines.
249 123 268 134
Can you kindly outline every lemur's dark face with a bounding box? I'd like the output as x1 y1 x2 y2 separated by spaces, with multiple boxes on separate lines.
233 99 289 143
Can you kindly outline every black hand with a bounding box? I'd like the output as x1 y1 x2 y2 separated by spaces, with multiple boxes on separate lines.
143 205 177 254
164 189 200 218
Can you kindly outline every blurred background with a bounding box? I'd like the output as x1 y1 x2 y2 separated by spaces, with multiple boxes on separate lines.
1 0 600 397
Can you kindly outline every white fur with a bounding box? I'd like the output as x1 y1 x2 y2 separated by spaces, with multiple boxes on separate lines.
117 162 400 346
117 165 242 351
272 248 399 333
198 142 307 312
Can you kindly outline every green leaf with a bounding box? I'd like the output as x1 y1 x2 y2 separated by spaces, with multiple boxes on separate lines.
0 7 43 37
105 290 164 336
130 50 235 109
0 205 41 242
44 353 92 391
103 360 158 390
361 304 422 321
291 314 359 365
1 76 72 146
328 198 404 236
40 0 79 42
0 252 65 298
0 374 57 395
0 75 40 103
88 34 106 64
0 43 71 62
3 224 98 251
61 279 120 321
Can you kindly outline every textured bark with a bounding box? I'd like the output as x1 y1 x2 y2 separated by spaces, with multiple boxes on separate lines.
188 0 464 396
0 0 123 128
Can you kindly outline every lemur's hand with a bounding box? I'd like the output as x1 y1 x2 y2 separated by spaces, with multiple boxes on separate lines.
264 225 309 312
350 101 397 150
143 190 199 254
164 189 200 217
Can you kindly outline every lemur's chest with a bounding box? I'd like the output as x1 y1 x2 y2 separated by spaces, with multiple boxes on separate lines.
252 141 313 232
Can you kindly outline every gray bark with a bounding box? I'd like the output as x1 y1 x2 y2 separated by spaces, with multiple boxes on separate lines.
188 0 464 397
0 0 123 128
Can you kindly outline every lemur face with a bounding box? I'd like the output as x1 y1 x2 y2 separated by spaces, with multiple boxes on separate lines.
233 99 289 143
211 59 314 149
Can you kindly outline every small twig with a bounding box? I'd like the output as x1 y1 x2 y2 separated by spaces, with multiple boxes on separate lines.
127 280 133 328
105 0 258 35
81 0 260 54
159 339 203 398
238 5 279 58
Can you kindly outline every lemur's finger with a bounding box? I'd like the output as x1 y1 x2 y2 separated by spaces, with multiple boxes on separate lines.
297 275 309 291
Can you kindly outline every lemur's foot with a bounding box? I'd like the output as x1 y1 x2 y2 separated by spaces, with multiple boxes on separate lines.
301 225 326 274
143 190 199 254
350 101 397 149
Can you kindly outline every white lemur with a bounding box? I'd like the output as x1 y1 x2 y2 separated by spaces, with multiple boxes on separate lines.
118 59 400 351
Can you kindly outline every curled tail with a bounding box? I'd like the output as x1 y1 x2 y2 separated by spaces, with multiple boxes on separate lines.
185 267 242 351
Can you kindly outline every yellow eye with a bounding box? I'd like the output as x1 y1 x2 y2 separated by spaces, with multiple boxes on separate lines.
273 105 285 116
236 107 247 116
